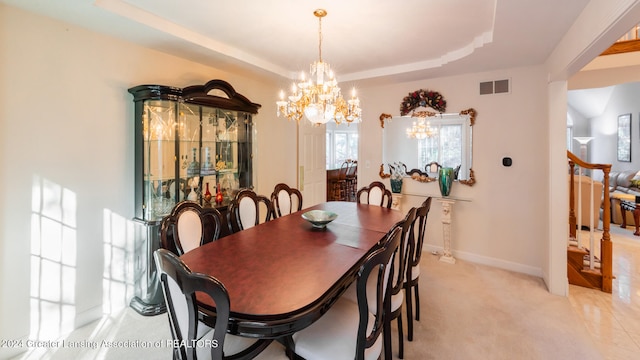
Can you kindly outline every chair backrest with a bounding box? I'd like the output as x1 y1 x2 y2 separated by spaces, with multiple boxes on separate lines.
346 162 357 178
160 201 223 255
339 161 350 180
356 181 393 209
228 189 272 233
408 198 432 270
154 248 231 360
270 183 303 218
354 225 402 359
389 207 417 300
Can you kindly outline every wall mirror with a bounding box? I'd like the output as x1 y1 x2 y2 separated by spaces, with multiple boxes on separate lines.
380 109 476 186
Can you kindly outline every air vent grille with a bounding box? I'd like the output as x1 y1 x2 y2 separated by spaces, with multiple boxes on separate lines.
479 79 510 95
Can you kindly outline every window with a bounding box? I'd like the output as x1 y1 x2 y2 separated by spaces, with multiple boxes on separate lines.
418 121 464 170
326 123 358 169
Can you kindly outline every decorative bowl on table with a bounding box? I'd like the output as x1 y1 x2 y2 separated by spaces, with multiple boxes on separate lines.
302 210 338 229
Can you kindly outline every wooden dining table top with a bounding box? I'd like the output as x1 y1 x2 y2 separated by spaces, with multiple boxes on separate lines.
178 201 404 338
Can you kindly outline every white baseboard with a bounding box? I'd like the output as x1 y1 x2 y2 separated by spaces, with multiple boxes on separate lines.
423 245 543 278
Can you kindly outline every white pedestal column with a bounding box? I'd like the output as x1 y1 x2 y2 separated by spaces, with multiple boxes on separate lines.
437 198 456 264
391 193 402 211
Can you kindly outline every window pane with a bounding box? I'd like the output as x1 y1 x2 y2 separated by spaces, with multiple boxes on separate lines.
418 124 462 169
440 125 462 168
335 133 348 167
347 133 358 161
326 132 332 169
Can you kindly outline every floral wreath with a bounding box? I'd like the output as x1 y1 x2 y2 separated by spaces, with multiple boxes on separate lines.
400 89 446 115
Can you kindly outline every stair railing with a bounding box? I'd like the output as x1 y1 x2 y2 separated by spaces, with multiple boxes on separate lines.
567 150 612 293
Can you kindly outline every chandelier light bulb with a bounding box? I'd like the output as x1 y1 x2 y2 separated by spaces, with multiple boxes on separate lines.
406 117 438 139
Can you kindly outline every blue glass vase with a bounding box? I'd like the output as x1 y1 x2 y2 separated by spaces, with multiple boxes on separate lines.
438 167 454 196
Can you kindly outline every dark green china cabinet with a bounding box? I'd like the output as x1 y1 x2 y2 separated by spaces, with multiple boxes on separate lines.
128 79 260 315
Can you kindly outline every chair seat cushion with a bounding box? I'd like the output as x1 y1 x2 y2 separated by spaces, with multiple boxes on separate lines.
390 290 404 312
292 297 382 360
408 264 420 281
196 326 261 358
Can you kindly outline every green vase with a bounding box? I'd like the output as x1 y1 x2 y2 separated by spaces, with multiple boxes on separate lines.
438 167 454 196
390 176 403 193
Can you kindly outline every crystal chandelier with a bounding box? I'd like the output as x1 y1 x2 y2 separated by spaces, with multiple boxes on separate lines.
406 118 438 139
276 9 362 125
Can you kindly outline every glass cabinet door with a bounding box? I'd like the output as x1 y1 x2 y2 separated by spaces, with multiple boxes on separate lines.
142 99 178 221
180 103 203 204
215 109 240 202
199 106 219 204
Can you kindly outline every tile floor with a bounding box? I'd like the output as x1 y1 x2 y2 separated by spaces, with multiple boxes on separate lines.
569 224 640 360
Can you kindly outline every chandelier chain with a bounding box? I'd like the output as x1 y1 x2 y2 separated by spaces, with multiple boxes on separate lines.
318 15 323 62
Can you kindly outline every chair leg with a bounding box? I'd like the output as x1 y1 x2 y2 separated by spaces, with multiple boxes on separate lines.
414 283 420 321
406 284 414 341
384 314 392 360
397 314 404 359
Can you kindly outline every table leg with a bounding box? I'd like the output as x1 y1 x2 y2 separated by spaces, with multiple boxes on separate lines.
621 203 628 229
634 208 640 236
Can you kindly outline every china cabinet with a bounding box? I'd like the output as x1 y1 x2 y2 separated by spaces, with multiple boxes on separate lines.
128 79 260 315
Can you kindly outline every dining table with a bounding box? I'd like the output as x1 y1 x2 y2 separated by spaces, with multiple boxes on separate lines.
179 201 404 339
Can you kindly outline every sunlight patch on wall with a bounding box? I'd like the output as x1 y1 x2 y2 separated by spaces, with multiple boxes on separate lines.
102 209 135 315
30 176 77 341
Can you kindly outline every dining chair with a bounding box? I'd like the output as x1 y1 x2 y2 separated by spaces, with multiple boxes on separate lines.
270 183 303 218
356 181 393 209
405 197 433 342
383 207 417 360
153 249 272 360
287 225 402 360
340 207 416 359
330 161 350 201
228 189 272 233
160 201 224 255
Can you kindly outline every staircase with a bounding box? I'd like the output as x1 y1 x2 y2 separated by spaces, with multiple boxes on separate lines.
567 151 613 293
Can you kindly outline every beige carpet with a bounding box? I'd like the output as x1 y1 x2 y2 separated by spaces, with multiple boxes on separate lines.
13 254 603 360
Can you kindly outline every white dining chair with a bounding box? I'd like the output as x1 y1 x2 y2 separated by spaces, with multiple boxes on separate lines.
287 225 402 360
405 197 433 341
228 189 272 233
342 207 416 360
154 249 271 360
356 181 393 208
160 201 223 255
270 183 303 218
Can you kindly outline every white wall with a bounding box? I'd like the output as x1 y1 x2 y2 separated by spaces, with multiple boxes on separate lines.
590 82 640 172
357 67 548 276
0 5 296 358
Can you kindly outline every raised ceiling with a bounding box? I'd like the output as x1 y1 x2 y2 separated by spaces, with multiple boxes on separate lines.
1 0 591 85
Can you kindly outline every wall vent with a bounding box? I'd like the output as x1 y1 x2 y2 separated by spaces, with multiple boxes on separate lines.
479 79 510 95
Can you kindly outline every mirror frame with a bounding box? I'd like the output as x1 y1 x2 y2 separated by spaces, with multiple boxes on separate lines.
379 108 477 186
